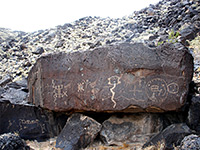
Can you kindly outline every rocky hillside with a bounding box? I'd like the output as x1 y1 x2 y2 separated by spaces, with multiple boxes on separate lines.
0 0 200 149
0 0 199 86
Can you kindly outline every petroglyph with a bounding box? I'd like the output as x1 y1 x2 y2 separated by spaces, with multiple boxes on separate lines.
52 80 69 102
167 82 179 94
77 82 85 92
146 78 167 102
108 75 121 108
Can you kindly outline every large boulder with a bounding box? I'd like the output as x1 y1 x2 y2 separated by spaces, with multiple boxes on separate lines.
28 42 193 112
0 101 67 141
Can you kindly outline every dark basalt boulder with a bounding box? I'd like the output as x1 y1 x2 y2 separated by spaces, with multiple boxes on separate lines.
143 123 195 150
179 134 200 150
0 101 67 141
56 113 101 150
28 42 193 112
187 96 200 133
0 133 30 150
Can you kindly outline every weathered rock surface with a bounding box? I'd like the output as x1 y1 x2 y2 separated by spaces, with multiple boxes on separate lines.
187 96 200 133
179 134 200 150
0 133 30 150
56 113 101 150
143 123 195 149
28 42 193 112
100 114 162 146
0 101 67 141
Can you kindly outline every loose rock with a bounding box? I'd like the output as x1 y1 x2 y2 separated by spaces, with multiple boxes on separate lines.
143 123 195 149
179 134 200 150
0 133 30 150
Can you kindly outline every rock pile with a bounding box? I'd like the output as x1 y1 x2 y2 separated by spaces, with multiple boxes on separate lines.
0 0 199 84
0 0 200 149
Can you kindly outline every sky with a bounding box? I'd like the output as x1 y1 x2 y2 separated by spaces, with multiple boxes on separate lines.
0 0 160 32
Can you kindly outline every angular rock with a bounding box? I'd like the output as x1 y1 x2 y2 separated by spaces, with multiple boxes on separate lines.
0 133 30 150
32 46 44 55
0 75 12 87
1 88 27 104
143 123 195 149
0 101 67 141
56 113 101 150
100 114 162 146
179 134 200 150
187 96 200 133
28 42 193 112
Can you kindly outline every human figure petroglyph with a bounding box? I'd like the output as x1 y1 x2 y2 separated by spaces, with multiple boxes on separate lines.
77 82 85 92
52 80 69 102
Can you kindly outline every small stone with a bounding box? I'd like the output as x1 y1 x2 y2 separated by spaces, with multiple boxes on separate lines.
147 8 155 16
32 46 44 55
0 74 12 87
0 133 30 150
1 88 27 104
179 134 200 150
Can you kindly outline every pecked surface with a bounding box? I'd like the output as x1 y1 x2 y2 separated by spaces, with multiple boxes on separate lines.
28 42 193 112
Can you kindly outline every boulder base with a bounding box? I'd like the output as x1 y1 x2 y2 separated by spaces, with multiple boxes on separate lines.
56 113 101 150
100 114 162 146
28 43 193 112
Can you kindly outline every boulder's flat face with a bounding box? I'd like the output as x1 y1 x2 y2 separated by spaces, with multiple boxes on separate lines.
28 43 193 112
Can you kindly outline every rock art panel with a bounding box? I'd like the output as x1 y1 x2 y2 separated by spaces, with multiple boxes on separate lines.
0 101 67 141
28 43 193 112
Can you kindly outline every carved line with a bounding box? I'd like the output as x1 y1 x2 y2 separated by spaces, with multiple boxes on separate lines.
108 75 121 108
167 82 179 94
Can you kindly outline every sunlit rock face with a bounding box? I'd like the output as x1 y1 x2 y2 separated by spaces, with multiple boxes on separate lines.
28 42 193 112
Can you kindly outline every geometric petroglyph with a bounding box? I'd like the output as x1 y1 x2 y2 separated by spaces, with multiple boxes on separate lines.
146 78 168 102
52 80 69 102
77 82 85 92
167 82 179 94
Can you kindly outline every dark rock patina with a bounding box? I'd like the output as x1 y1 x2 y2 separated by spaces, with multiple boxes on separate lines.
0 101 67 141
143 123 195 149
28 43 193 112
100 114 162 146
0 133 30 150
187 96 200 133
56 113 101 150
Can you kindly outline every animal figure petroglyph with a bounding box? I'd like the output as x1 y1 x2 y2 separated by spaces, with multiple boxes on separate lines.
108 75 121 108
